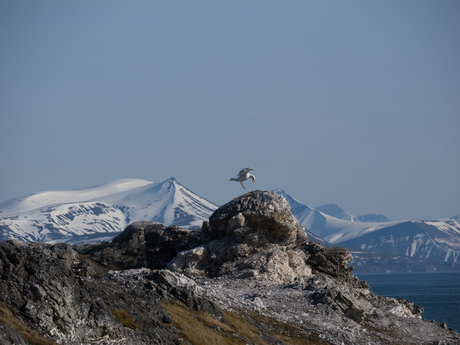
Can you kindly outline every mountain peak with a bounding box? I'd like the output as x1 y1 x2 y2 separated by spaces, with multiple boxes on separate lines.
315 203 356 221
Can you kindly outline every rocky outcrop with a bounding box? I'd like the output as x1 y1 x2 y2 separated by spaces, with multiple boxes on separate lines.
167 191 310 282
1 190 459 345
0 240 182 344
73 221 202 277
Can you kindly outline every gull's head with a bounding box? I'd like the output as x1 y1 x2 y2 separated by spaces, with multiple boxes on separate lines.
250 174 256 182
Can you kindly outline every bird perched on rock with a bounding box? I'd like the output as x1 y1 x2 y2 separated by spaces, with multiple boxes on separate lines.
230 168 256 189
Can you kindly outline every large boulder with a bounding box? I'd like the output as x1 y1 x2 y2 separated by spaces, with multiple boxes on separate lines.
206 190 307 247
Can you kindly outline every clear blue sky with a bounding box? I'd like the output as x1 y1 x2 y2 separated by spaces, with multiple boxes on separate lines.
1 1 459 221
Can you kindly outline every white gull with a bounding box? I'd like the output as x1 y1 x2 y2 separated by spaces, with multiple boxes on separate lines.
229 168 256 189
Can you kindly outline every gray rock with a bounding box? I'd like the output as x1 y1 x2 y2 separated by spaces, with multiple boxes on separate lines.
76 222 201 273
0 323 30 345
145 223 200 269
208 190 308 247
90 221 153 269
0 240 183 345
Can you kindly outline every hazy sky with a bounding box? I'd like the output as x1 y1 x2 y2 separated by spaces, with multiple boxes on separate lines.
1 1 459 221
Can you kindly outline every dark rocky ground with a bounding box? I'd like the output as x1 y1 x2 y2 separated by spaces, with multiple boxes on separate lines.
1 190 459 345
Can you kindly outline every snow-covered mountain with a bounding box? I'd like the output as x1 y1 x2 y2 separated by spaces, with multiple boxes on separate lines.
273 189 460 263
272 189 397 242
0 178 218 244
338 219 460 263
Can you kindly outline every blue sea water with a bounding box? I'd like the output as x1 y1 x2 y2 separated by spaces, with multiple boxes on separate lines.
355 272 460 333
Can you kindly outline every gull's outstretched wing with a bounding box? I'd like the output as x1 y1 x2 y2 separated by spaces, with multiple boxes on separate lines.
238 167 254 176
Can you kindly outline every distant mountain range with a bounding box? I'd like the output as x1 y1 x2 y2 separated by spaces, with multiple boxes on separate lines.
1 179 459 263
274 189 460 263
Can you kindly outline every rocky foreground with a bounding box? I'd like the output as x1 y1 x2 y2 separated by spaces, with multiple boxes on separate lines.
0 191 459 345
